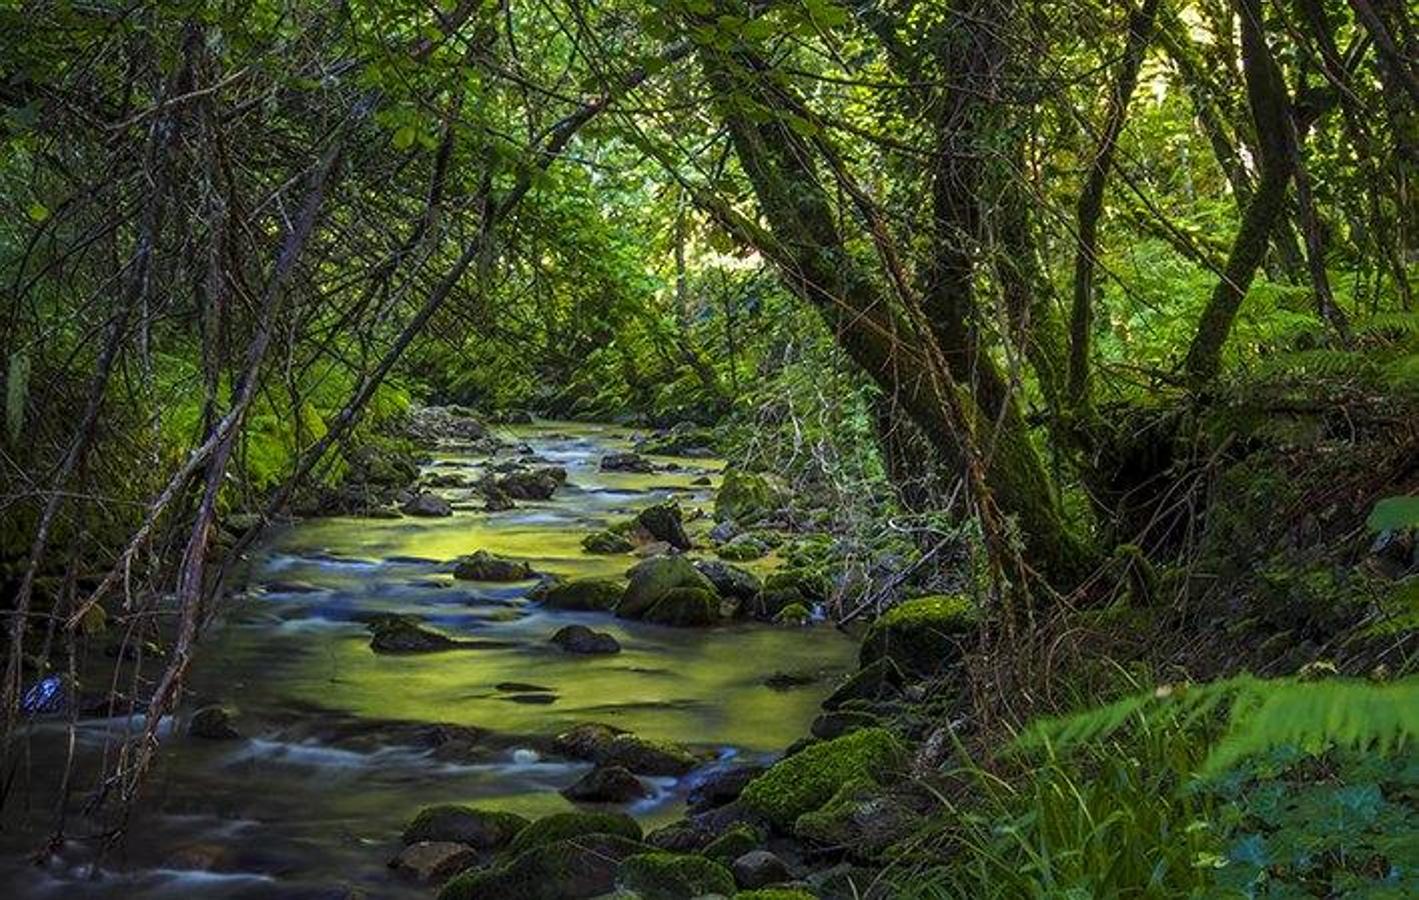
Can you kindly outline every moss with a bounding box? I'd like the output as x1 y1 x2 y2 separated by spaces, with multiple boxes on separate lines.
764 567 829 601
715 468 788 524
533 577 624 611
774 603 811 625
599 733 702 776
438 833 647 900
792 777 878 844
703 823 763 864
859 594 977 676
739 728 906 829
717 533 770 561
505 811 642 855
734 890 819 900
582 530 634 554
642 586 719 627
618 556 718 619
617 852 736 900
403 805 530 848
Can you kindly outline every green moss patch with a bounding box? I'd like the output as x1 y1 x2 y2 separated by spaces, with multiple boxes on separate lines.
859 594 977 676
739 727 906 829
403 805 529 848
505 811 642 855
617 852 736 900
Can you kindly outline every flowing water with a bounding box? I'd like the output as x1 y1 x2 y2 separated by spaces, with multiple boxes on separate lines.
0 421 856 898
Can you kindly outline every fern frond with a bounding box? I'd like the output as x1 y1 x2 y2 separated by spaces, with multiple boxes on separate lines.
1254 348 1376 380
1358 311 1419 339
1017 675 1419 777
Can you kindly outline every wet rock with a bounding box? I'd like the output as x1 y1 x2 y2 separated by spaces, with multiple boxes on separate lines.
483 489 517 512
691 475 713 486
641 586 719 627
617 852 735 900
774 603 813 626
403 806 528 849
645 802 769 852
503 692 558 705
821 658 905 710
163 842 235 871
708 520 740 544
423 472 470 489
438 833 646 900
402 492 453 517
389 841 476 884
345 442 421 487
553 723 703 776
794 781 923 857
714 468 789 524
453 550 535 582
635 424 717 457
694 560 762 601
633 539 673 558
717 533 769 561
560 765 646 803
702 823 762 863
531 577 623 611
748 589 805 621
600 451 656 473
487 466 565 501
859 594 978 677
733 849 792 889
496 682 553 694
189 705 239 740
581 530 633 554
811 710 880 740
636 502 691 550
402 406 490 443
688 765 767 814
506 811 643 855
549 624 621 655
365 614 511 654
617 556 718 619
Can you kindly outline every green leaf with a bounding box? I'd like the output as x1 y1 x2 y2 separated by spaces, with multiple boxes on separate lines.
27 202 49 222
392 125 416 150
1368 496 1419 533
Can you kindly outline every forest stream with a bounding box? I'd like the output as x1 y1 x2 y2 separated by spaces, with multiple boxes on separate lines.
1 421 856 898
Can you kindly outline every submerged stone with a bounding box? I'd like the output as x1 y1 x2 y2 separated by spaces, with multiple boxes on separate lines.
189 705 239 740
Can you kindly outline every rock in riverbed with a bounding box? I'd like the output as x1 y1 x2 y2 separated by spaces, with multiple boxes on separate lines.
549 624 621 655
402 492 453 517
453 550 535 582
560 765 646 803
389 841 476 883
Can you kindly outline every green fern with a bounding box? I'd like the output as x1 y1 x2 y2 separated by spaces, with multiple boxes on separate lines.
1018 675 1419 776
1357 310 1419 339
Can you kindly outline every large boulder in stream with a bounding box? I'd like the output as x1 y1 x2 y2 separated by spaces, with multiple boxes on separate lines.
858 594 978 677
438 833 647 900
600 451 655 473
485 466 566 501
505 811 643 855
616 556 718 620
389 841 477 883
453 550 535 582
403 805 529 849
529 577 623 611
636 502 691 550
641 587 718 627
560 765 646 803
552 723 705 776
694 560 762 601
365 614 510 654
617 852 736 900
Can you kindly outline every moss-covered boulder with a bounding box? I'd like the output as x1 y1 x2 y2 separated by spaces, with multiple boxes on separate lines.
739 728 906 829
643 586 719 627
820 658 904 711
437 833 646 900
637 502 691 550
717 533 770 561
702 823 762 864
774 603 812 626
735 889 819 900
453 550 535 582
402 805 529 849
809 710 879 740
552 723 703 776
581 530 634 554
505 811 642 856
793 780 922 856
617 852 736 900
531 577 624 611
617 556 718 619
858 594 977 676
764 568 830 602
695 560 763 600
715 469 788 524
